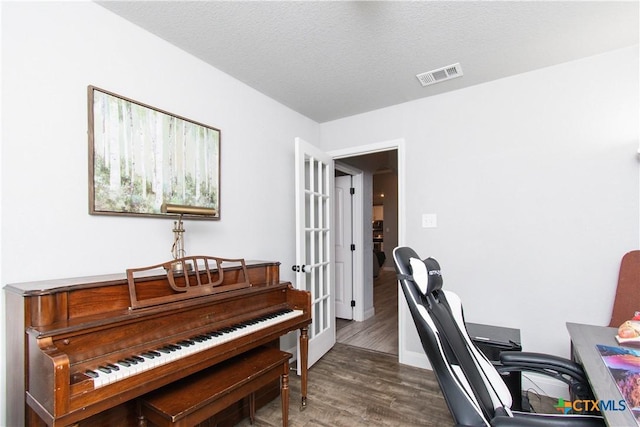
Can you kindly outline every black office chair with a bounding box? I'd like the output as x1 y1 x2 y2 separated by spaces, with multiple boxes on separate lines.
393 247 605 427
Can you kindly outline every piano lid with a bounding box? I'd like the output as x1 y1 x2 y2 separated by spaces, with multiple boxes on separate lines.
4 259 281 296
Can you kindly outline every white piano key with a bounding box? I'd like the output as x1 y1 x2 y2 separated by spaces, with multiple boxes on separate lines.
89 309 303 389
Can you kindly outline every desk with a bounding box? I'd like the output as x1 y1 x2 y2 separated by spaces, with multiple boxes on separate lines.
566 322 638 426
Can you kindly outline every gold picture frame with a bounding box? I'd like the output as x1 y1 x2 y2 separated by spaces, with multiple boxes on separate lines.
88 86 220 219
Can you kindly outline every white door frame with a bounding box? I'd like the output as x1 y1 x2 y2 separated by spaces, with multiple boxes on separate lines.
328 138 406 325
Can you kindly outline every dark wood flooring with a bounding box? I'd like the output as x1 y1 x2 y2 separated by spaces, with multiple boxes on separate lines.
237 268 558 426
237 269 455 426
336 269 398 355
236 342 453 426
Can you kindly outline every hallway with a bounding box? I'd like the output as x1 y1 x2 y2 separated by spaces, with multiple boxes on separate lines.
336 269 398 356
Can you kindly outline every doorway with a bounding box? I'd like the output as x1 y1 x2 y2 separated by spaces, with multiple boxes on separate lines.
333 149 399 356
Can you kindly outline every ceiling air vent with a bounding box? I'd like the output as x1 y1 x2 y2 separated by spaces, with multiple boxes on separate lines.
416 63 463 87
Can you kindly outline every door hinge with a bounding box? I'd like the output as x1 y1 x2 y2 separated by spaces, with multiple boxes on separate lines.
350 244 356 251
351 300 356 307
350 187 355 195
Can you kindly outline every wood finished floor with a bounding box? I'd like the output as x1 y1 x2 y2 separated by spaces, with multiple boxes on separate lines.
236 268 557 425
235 342 454 427
236 270 456 426
336 268 398 355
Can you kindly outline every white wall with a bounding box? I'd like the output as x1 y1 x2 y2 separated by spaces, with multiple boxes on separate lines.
1 1 638 423
321 46 639 370
1 2 318 424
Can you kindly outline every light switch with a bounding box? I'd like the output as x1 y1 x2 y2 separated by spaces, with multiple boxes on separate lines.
422 213 437 228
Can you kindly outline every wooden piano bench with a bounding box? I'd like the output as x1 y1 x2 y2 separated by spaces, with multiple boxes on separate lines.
137 347 292 427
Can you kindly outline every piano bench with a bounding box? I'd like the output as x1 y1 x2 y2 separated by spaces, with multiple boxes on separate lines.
138 347 292 427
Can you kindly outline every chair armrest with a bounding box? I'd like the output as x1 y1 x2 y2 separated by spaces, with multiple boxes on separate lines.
500 352 586 380
497 352 594 402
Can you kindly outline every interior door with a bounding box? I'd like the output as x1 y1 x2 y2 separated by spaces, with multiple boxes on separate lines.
294 137 335 371
334 174 353 320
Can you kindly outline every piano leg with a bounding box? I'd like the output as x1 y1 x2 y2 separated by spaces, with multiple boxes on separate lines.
282 363 289 427
136 400 147 427
249 392 255 424
300 326 308 411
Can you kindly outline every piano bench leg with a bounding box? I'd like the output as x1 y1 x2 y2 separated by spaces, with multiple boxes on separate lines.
136 399 148 427
249 391 255 424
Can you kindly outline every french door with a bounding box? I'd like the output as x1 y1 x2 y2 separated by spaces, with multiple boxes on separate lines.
294 137 335 371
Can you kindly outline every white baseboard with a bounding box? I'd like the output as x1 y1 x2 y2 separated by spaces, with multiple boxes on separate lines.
362 306 375 321
283 343 298 365
399 348 431 370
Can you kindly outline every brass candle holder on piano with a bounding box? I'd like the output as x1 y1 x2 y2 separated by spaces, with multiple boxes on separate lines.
161 203 217 273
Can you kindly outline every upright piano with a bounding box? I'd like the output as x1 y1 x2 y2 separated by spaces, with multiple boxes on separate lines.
4 256 311 426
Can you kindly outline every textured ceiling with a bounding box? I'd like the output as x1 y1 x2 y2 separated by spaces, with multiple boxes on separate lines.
97 1 639 123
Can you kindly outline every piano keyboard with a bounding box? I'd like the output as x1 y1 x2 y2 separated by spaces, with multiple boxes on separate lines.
85 308 303 389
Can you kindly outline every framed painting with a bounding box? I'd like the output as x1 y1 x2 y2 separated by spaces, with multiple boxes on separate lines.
88 86 220 219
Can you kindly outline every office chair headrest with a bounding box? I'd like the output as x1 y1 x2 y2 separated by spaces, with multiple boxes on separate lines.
409 257 443 295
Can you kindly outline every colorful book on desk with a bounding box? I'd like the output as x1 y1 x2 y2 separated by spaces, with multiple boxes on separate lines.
596 344 640 425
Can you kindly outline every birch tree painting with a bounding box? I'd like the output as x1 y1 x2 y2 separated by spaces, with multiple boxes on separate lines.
90 87 220 218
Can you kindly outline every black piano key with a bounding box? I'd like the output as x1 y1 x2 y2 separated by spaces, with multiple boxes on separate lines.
83 307 303 390
85 370 99 378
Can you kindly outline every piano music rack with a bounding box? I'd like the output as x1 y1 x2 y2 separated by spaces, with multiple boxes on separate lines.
127 255 252 309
